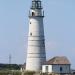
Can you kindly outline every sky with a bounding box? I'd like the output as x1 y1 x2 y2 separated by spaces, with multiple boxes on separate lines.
0 0 75 68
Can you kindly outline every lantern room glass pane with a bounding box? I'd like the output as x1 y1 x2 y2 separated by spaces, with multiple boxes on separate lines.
31 1 42 9
32 1 35 8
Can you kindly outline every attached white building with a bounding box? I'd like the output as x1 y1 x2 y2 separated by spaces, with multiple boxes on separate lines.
42 56 71 74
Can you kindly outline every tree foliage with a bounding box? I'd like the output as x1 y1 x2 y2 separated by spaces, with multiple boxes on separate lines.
0 64 21 70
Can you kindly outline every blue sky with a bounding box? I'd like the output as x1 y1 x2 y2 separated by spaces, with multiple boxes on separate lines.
0 0 75 68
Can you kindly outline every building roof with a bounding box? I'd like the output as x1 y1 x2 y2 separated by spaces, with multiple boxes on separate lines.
44 56 70 65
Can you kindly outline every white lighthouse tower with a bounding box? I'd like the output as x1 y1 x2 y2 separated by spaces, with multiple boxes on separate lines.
26 0 46 72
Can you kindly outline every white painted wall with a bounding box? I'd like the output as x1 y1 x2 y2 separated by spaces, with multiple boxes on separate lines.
42 65 52 73
42 65 70 73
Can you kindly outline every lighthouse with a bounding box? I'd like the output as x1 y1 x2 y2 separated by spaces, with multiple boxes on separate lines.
26 0 46 72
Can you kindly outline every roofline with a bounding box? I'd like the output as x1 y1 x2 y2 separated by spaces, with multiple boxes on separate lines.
43 64 71 65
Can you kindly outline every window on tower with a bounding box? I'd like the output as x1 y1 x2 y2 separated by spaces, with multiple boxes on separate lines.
30 33 32 36
30 22 31 24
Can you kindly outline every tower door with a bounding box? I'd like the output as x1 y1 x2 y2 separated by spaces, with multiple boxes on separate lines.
32 12 35 16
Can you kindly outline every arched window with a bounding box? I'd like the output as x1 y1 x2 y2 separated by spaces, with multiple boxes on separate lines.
32 12 35 16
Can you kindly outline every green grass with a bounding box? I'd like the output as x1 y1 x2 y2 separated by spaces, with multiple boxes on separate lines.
0 70 21 75
0 70 35 75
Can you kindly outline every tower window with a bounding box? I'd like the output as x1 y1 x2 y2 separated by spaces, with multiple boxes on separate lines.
30 22 31 24
32 12 35 16
30 33 32 36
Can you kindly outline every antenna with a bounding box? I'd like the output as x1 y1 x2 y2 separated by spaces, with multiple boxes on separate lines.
9 54 12 70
